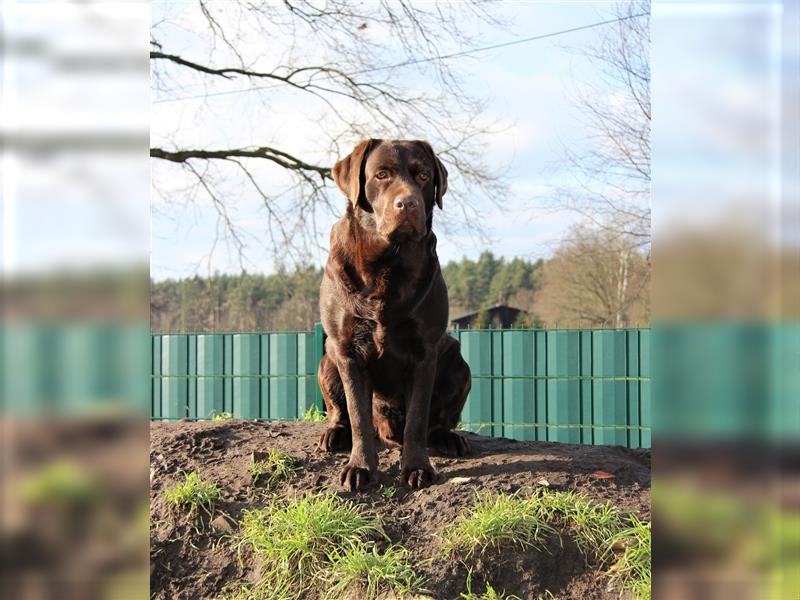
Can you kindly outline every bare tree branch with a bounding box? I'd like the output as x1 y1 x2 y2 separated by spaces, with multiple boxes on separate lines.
150 146 331 180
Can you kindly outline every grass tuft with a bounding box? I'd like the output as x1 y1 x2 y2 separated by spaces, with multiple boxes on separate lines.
300 405 327 422
378 484 397 500
607 514 651 600
459 568 521 600
442 491 559 557
235 493 387 598
211 411 233 421
164 471 220 519
233 493 427 599
528 489 623 562
19 461 99 508
445 489 650 600
249 449 302 487
325 543 426 599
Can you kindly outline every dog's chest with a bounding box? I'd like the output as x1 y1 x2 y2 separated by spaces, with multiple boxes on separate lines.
365 263 421 319
350 316 425 365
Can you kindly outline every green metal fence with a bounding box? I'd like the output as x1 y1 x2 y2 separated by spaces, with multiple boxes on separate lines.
151 325 651 448
3 323 150 415
152 324 325 422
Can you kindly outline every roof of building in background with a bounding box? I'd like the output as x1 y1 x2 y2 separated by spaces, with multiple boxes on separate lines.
450 304 527 323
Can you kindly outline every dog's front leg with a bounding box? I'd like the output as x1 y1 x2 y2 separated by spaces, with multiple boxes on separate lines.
401 352 437 488
336 355 377 491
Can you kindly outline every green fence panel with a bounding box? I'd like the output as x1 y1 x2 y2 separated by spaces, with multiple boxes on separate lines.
62 327 102 413
297 332 316 417
580 330 593 445
223 334 233 414
152 335 162 420
774 325 800 442
626 330 640 449
592 330 628 446
503 330 535 441
270 333 298 420
197 334 224 419
233 334 260 419
492 330 504 438
2 326 42 414
314 322 326 412
42 327 61 411
260 334 271 419
460 331 493 434
36 327 59 412
96 327 120 406
187 335 197 419
534 331 547 441
547 330 581 444
161 335 188 420
121 326 150 413
638 330 648 445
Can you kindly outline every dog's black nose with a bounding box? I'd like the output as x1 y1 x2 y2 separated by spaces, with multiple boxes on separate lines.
394 196 418 210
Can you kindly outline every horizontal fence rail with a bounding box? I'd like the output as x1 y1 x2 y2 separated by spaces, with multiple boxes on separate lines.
151 325 651 449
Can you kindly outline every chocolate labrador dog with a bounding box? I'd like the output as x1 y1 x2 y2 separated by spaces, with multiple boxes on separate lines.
317 139 472 491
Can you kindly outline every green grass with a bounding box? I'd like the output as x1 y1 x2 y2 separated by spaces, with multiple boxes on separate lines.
325 543 426 599
529 489 624 562
300 405 327 422
238 494 384 570
235 493 389 599
164 471 220 519
249 449 302 487
607 514 651 600
19 461 99 508
527 490 649 598
211 411 233 421
444 489 650 600
442 491 560 557
460 568 521 600
378 484 397 500
232 493 427 599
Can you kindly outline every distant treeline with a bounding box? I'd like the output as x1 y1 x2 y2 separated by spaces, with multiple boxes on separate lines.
150 252 543 332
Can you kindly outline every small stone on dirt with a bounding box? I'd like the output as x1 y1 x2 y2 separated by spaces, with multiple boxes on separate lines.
536 477 550 487
210 515 234 534
448 476 473 485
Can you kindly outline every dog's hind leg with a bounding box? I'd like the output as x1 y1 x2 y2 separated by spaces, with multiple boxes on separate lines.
317 354 353 452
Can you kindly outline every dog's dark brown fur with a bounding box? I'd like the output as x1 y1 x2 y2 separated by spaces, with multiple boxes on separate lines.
318 139 472 491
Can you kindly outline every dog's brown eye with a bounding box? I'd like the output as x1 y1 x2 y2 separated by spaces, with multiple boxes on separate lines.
375 170 389 180
418 172 430 182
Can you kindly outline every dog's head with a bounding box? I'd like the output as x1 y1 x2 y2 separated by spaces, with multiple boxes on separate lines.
332 139 448 243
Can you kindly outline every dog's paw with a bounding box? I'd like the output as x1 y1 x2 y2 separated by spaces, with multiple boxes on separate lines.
428 429 471 457
339 463 374 491
318 425 352 453
401 462 439 489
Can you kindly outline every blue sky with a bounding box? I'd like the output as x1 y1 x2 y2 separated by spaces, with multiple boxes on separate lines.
150 2 626 280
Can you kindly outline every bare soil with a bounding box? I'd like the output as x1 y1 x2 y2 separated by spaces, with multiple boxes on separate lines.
150 420 650 600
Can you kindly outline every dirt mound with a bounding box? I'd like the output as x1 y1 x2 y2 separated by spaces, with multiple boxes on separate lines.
150 420 650 599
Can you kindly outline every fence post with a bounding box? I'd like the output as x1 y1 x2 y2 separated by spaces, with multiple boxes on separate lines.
314 322 326 412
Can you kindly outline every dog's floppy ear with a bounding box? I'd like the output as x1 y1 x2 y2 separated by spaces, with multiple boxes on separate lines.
332 139 380 211
417 140 448 210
